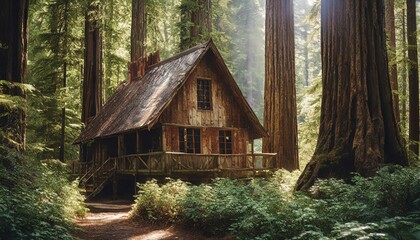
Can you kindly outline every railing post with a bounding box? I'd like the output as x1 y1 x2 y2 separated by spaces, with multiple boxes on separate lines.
148 155 151 174
165 153 171 175
253 154 256 177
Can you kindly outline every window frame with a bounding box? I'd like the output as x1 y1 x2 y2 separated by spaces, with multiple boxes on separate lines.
219 130 233 154
179 127 201 153
196 78 212 111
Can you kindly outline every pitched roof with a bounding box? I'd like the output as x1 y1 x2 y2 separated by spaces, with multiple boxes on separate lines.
75 40 266 143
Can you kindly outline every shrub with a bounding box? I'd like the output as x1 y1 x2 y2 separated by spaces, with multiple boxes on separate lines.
0 147 86 239
181 179 263 235
131 167 420 239
130 179 189 222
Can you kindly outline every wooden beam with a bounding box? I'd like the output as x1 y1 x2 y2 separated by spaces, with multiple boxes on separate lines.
118 135 123 157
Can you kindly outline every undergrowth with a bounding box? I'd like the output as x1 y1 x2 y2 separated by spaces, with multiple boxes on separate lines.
131 167 420 239
0 146 86 239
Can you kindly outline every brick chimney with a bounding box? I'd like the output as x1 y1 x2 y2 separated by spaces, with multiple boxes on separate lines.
128 51 160 83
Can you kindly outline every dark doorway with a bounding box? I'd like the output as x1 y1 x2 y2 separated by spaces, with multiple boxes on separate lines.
124 132 137 155
139 128 162 153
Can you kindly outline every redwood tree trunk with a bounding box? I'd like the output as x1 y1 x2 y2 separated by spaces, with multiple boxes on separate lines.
82 2 103 126
401 8 408 131
263 0 299 171
180 0 212 50
296 0 408 191
131 0 146 61
0 0 28 151
406 0 419 157
385 0 399 123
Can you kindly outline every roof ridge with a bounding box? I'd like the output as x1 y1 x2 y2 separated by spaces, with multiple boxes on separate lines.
146 41 210 71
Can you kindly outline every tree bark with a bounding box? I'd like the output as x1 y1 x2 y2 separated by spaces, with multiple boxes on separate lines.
401 8 407 131
82 1 103 126
0 0 28 151
131 0 146 61
296 0 408 191
263 0 299 171
406 0 419 157
385 0 399 123
180 0 212 50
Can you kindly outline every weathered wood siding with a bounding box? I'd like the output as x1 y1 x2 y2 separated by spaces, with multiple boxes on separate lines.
160 52 252 154
161 52 250 128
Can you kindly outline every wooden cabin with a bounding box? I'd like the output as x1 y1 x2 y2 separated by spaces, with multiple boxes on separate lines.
72 40 277 198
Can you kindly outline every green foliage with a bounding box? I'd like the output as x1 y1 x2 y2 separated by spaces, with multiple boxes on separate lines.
130 179 189 222
0 147 86 239
28 0 85 161
131 167 420 239
103 0 131 100
182 178 284 235
297 76 322 167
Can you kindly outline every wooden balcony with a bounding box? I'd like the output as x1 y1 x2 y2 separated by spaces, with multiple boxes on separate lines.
114 152 277 177
70 152 277 179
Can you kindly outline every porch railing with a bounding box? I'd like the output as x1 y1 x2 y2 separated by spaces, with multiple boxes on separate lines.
68 160 92 179
114 152 277 174
115 152 165 173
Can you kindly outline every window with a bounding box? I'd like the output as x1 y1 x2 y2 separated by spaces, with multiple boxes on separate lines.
219 130 232 154
179 128 201 153
197 79 212 110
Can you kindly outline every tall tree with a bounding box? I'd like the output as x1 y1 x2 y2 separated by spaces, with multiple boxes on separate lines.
385 0 399 123
263 0 299 171
406 0 419 157
180 0 212 50
227 0 265 112
131 0 146 61
0 0 29 151
28 0 85 161
59 0 70 162
396 3 408 131
82 1 103 125
296 0 408 191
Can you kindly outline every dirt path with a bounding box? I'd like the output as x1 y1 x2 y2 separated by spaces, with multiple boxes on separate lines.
72 202 233 240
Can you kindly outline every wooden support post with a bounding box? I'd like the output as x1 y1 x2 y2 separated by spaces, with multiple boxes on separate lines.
161 126 166 152
136 131 140 154
133 174 137 195
164 153 169 175
118 135 123 157
112 174 118 200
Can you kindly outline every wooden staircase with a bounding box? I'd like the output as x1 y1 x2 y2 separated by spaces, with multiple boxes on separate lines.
79 158 116 200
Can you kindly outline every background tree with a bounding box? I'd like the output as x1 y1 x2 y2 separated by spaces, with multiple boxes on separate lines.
296 0 408 191
385 0 399 123
395 0 408 132
294 0 322 167
131 0 146 61
0 0 28 151
27 0 84 160
180 0 212 50
103 0 130 100
263 0 299 171
225 0 264 113
406 0 419 158
82 0 103 126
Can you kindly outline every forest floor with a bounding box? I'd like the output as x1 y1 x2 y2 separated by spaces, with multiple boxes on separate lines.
72 201 233 240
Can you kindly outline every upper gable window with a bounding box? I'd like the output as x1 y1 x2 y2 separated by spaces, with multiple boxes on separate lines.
197 78 212 110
